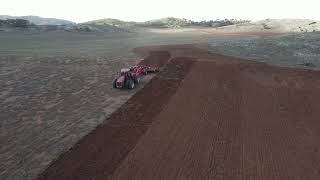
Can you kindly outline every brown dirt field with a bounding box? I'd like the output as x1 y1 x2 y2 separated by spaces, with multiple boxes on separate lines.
39 45 320 180
138 51 171 67
39 55 196 180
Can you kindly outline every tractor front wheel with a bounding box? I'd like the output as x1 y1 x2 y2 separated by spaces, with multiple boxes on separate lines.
113 79 117 88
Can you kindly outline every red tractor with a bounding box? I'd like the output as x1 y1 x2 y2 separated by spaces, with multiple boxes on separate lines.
113 65 160 89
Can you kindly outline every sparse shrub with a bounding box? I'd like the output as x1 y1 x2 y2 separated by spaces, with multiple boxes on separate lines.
191 19 250 27
262 23 271 30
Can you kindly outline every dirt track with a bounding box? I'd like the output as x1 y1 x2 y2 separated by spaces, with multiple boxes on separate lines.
40 45 320 180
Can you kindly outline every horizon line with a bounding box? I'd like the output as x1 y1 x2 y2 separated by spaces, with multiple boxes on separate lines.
1 14 319 24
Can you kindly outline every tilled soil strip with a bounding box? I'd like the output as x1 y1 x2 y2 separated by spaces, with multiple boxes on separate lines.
108 59 320 180
39 57 196 180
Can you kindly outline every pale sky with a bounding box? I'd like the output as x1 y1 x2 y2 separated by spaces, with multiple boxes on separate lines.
1 0 319 23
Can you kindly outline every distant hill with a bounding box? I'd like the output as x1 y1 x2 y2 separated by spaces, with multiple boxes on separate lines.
84 17 193 28
64 24 129 33
0 15 75 25
83 18 136 27
83 17 191 28
141 17 191 28
0 19 35 28
0 18 129 33
3 16 318 33
83 17 250 28
216 19 320 33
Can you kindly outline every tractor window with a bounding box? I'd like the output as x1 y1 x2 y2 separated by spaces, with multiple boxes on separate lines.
126 72 132 78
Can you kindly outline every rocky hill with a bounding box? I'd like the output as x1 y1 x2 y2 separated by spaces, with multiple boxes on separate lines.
83 18 136 27
83 17 249 28
0 19 35 28
0 18 127 33
0 15 74 25
217 19 320 33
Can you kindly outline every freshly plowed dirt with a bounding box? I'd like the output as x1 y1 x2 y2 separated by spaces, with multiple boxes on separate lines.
40 45 320 180
139 51 171 67
39 57 195 180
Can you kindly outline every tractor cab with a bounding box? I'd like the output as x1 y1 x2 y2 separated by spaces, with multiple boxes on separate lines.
120 68 135 80
120 68 131 76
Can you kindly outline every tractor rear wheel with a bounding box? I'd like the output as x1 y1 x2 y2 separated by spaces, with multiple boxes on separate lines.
127 80 135 89
134 76 140 84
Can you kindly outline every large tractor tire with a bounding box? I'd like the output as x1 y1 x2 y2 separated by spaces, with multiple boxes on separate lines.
113 79 117 88
127 80 135 89
134 76 140 84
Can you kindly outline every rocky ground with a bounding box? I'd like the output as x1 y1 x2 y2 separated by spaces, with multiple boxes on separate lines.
208 32 320 69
